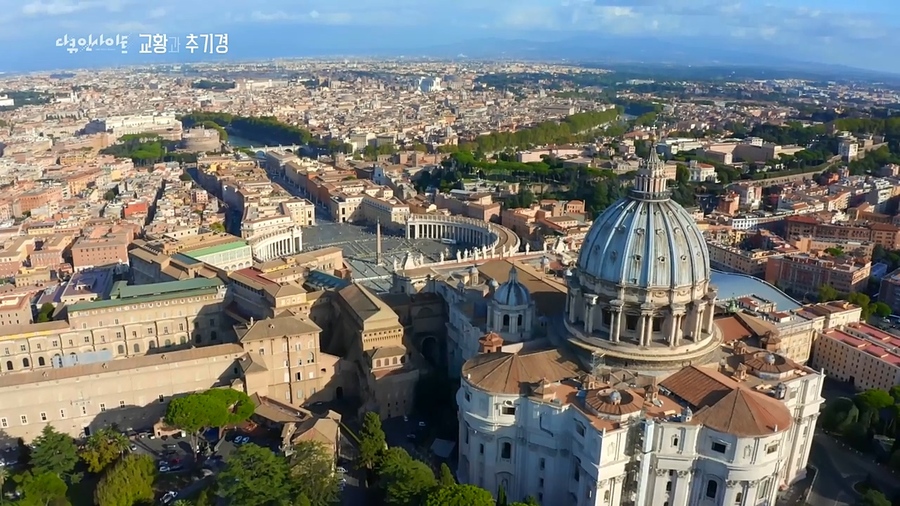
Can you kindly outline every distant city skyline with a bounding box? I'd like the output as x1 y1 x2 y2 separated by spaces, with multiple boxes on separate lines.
1 0 899 74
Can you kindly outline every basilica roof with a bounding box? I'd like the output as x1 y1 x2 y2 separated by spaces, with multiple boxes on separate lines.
661 365 792 437
692 386 792 437
462 349 580 395
576 152 710 290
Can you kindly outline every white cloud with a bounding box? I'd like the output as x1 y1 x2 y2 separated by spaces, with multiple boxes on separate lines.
22 0 96 16
148 8 166 18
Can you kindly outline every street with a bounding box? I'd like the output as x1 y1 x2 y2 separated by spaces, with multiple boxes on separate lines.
807 433 900 506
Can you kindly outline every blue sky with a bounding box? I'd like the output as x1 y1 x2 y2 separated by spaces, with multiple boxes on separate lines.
1 0 899 73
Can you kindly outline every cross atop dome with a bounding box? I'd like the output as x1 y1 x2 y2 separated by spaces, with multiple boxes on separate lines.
631 137 670 199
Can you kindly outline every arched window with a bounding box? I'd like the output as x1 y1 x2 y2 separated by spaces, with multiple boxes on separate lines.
307 352 315 364
133 343 140 353
5 360 13 371
500 442 512 459
211 331 218 340
149 341 157 349
179 336 187 344
22 358 30 368
38 357 46 367
705 480 718 499
307 340 314 349
164 339 172 346
392 356 399 365
517 314 523 327
672 436 679 447
117 345 125 355
502 314 510 328
375 359 381 368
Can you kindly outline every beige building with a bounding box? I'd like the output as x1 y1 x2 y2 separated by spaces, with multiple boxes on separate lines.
328 284 419 419
237 314 346 408
0 277 231 374
814 322 900 391
0 344 245 442
0 292 34 327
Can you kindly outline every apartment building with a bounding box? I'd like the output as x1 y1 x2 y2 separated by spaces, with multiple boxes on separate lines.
708 243 787 277
360 194 411 230
29 234 73 270
0 293 33 327
814 323 900 391
765 253 871 295
434 191 501 222
71 232 131 272
785 215 900 250
0 237 34 278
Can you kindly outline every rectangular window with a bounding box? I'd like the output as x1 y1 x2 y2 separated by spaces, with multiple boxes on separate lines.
40 412 47 421
119 400 125 408
59 409 66 419
99 403 106 412
284 372 290 383
539 458 545 470
115 332 122 339
259 348 265 355
767 443 779 454
297 389 304 399
501 405 516 416
19 344 26 352
308 371 315 379
0 418 6 428
52 340 58 347
575 421 585 436
81 406 87 415
20 415 27 425
711 441 727 453
158 394 165 403
178 324 184 331
83 336 90 343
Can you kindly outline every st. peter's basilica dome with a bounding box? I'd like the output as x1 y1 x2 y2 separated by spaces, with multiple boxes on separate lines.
566 150 721 371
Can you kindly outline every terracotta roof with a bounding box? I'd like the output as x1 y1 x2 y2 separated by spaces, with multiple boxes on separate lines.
584 388 644 417
714 315 754 343
660 365 735 408
234 314 321 343
692 387 792 437
462 349 580 395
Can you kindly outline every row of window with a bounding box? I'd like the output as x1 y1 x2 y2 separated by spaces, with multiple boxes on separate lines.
2 323 215 355
2 334 220 371
0 395 169 427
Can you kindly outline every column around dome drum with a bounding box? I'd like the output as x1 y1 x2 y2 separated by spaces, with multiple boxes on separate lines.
702 298 716 333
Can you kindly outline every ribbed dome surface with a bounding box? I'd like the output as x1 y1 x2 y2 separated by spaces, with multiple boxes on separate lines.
493 267 532 306
577 196 710 290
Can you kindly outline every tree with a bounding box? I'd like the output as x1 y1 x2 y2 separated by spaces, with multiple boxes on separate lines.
856 389 894 412
80 428 129 473
94 454 156 506
857 489 891 506
15 471 68 506
217 443 290 506
424 484 495 506
35 303 55 323
378 447 437 506
30 426 78 480
510 498 540 506
209 222 226 233
165 388 254 450
0 466 8 502
179 171 193 181
818 284 839 302
288 440 341 506
358 412 387 471
438 463 456 487
872 302 892 318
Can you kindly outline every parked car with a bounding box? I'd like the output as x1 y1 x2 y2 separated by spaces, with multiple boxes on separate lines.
158 464 170 473
335 466 347 475
233 435 250 445
160 491 177 504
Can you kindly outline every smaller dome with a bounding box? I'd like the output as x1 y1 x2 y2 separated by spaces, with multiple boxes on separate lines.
469 265 480 275
493 266 532 307
489 279 500 288
540 256 550 267
608 390 622 404
764 353 777 365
